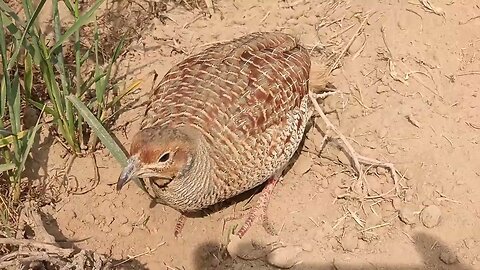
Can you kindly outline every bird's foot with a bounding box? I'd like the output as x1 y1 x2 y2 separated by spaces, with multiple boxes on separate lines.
174 214 187 238
236 177 279 238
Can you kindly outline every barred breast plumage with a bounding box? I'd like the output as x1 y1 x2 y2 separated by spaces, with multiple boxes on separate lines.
117 32 312 223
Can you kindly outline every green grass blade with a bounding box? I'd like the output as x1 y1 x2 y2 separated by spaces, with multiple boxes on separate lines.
0 163 15 173
109 80 141 108
0 7 9 120
66 95 127 166
62 0 74 14
7 0 47 69
66 95 147 192
16 107 44 179
0 130 28 148
0 1 23 26
50 0 105 53
93 21 104 105
24 53 33 99
0 128 13 136
8 73 21 131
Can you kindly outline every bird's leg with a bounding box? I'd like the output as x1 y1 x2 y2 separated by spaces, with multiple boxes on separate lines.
236 176 279 238
174 214 187 237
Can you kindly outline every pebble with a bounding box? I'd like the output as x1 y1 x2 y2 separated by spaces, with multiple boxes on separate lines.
420 205 442 228
341 231 358 252
83 214 95 224
328 237 340 250
391 198 402 210
440 249 458 265
347 35 364 55
376 85 390 94
266 245 303 269
399 207 418 225
320 178 329 189
293 154 313 175
365 214 382 229
227 234 267 260
302 242 314 252
331 68 341 76
101 225 112 233
115 215 129 225
119 224 134 237
336 151 350 166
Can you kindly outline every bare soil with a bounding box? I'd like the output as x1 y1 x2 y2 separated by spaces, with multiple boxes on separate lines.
27 0 480 269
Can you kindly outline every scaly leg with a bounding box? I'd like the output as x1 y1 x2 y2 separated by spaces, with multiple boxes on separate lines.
174 214 187 237
236 177 279 238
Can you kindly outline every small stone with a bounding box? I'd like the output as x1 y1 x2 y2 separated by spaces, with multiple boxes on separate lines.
101 225 112 233
293 154 313 175
83 214 95 224
328 237 340 250
377 128 388 138
391 198 402 210
227 234 267 260
347 35 364 55
115 215 129 225
94 215 105 225
320 178 329 189
302 242 313 252
376 85 389 94
331 68 341 76
422 199 434 206
420 205 442 228
119 224 133 236
463 238 475 249
341 231 358 252
266 245 303 269
439 249 458 265
399 207 418 225
336 151 350 166
365 214 382 229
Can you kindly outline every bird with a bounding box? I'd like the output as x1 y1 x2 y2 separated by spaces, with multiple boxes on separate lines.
116 31 317 238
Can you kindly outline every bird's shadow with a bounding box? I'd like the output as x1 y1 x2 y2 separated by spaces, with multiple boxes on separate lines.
192 231 471 270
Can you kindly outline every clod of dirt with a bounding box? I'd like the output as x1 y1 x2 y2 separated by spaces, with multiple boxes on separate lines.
292 154 313 175
266 245 303 269
420 205 442 228
439 249 458 265
398 207 418 225
341 231 358 252
226 234 267 260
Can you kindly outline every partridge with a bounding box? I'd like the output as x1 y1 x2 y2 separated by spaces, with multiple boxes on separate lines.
117 32 314 238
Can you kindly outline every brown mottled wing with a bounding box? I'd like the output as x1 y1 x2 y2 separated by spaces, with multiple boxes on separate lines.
144 32 311 195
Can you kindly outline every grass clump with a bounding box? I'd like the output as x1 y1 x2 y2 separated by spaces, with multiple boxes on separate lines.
0 0 131 237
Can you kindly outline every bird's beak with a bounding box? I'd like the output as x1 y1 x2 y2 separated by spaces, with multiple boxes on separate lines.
117 157 139 191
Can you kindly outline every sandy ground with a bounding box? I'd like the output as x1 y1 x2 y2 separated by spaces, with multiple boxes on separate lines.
27 0 480 269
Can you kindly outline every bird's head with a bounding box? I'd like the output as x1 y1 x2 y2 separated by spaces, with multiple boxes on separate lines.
116 126 199 191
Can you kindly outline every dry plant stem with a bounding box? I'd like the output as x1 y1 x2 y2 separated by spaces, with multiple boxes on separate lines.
309 92 401 193
329 13 370 73
309 92 362 178
113 242 166 267
0 238 74 257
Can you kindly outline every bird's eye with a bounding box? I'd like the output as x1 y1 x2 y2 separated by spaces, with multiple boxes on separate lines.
158 152 171 163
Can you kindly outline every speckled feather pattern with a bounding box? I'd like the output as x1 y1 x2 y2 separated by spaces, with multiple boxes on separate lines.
141 32 312 212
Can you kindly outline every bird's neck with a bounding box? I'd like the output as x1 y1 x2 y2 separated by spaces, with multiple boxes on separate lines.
168 127 215 211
